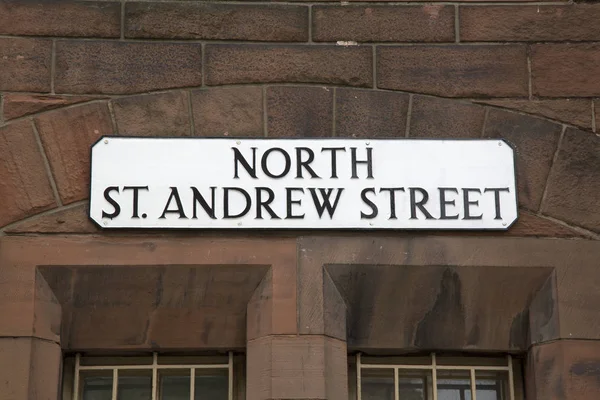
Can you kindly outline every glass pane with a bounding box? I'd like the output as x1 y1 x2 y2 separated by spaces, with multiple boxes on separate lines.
81 373 113 400
361 368 394 400
474 371 509 400
437 370 472 400
194 369 228 400
399 370 429 400
160 370 190 400
118 370 152 400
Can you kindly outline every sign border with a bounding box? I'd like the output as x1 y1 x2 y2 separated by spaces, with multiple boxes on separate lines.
88 135 519 231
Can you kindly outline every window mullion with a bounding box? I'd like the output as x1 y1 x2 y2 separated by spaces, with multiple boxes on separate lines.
357 353 362 400
73 354 81 400
152 353 158 400
431 353 438 400
228 352 234 400
507 355 515 400
111 369 118 400
394 368 399 400
190 368 196 400
470 369 477 400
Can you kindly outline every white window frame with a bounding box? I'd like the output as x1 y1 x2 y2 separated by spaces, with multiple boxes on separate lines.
66 352 234 400
356 353 519 400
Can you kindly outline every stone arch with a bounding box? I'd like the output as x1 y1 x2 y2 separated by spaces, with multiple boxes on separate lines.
1 85 598 238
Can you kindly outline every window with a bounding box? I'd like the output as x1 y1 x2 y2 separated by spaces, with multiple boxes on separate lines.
352 353 524 400
62 353 241 400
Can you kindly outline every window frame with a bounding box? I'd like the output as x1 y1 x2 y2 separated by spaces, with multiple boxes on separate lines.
63 352 236 400
355 353 522 400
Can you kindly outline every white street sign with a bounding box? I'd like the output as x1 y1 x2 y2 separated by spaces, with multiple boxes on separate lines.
89 137 518 230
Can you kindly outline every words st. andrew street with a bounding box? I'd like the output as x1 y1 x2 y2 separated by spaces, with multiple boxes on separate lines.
100 145 512 222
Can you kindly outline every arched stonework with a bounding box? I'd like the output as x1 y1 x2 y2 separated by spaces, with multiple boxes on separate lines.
1 86 598 238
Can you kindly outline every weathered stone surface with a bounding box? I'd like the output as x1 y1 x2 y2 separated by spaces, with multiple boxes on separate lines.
29 338 62 399
32 270 61 344
478 99 594 131
148 265 268 349
298 236 600 345
287 0 562 2
323 270 347 341
377 45 528 97
529 273 559 344
267 86 333 138
44 265 270 349
247 269 273 341
506 210 586 239
593 99 600 132
0 38 51 92
529 341 600 400
4 204 98 234
484 109 562 211
55 41 203 94
0 0 120 38
191 86 263 137
460 5 600 42
326 264 552 350
247 336 347 400
313 5 454 42
531 43 600 97
125 3 308 41
2 94 102 121
0 120 56 228
335 89 409 138
35 102 114 204
113 91 191 137
0 338 32 399
68 306 151 349
409 95 485 138
205 44 372 87
0 261 36 338
0 338 61 400
2 236 298 345
543 128 600 233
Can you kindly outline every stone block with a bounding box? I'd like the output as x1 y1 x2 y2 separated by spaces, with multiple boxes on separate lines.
35 102 114 204
267 86 333 138
0 120 56 227
191 86 263 137
335 89 409 138
113 91 191 137
377 45 528 97
206 44 372 87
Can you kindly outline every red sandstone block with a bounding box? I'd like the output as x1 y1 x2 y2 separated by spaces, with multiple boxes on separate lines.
313 5 454 43
478 99 593 131
0 121 56 227
0 38 51 92
460 5 600 42
191 87 264 137
125 2 308 41
531 43 600 97
112 91 192 137
335 89 409 138
276 0 563 2
409 95 485 138
483 109 562 211
3 94 101 121
267 86 333 138
377 45 528 97
55 41 203 94
205 44 372 87
35 103 114 204
543 128 600 233
0 0 120 38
